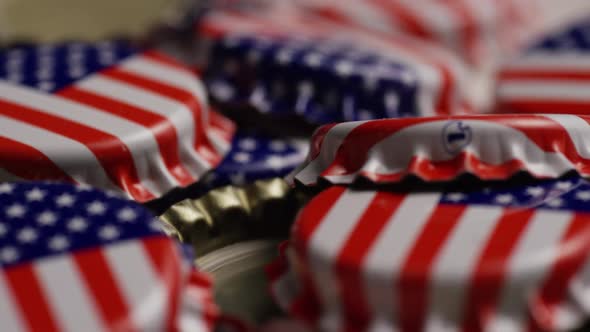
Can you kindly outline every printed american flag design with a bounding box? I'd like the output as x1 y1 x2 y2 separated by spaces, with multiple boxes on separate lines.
198 132 309 192
199 6 472 116
290 114 590 186
0 41 235 202
207 32 420 124
268 177 590 331
0 182 218 332
497 18 590 115
294 0 540 65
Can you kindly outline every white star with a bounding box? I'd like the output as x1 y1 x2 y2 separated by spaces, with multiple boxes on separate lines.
76 183 93 191
400 70 416 85
335 60 354 77
87 201 107 215
5 204 26 218
37 211 57 226
276 50 293 64
298 81 314 97
38 81 54 91
67 51 84 62
576 190 590 201
238 138 258 151
233 152 252 163
546 198 564 208
266 156 286 171
105 190 123 198
5 58 23 75
0 247 19 263
495 194 514 204
99 51 115 65
67 217 87 232
38 55 55 67
117 208 137 222
0 224 7 237
526 186 545 197
555 181 573 190
385 94 400 112
55 193 75 207
210 81 235 101
25 188 46 201
290 140 309 155
48 235 70 251
36 67 53 80
99 225 120 240
150 219 164 232
229 173 246 185
304 52 323 67
445 193 465 202
0 183 14 194
17 227 38 243
68 66 86 78
269 140 287 152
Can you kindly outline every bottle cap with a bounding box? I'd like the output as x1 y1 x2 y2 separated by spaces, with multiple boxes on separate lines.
199 132 308 191
497 17 590 115
269 176 590 331
0 41 235 202
198 6 473 119
0 181 218 331
160 178 301 256
294 0 541 65
291 114 590 185
161 178 306 325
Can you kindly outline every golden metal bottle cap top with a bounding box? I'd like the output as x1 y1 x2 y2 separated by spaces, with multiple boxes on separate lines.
160 178 304 257
198 239 282 324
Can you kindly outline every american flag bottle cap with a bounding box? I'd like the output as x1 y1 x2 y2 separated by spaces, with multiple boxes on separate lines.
268 176 590 331
0 181 218 331
293 0 541 66
198 6 473 119
0 41 235 202
497 17 590 115
290 114 590 186
197 132 309 192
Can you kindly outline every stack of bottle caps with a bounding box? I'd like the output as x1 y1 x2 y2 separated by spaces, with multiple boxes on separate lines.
4 0 590 331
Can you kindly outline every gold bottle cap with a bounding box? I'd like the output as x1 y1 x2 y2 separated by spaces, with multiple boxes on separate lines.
199 239 282 325
160 178 305 257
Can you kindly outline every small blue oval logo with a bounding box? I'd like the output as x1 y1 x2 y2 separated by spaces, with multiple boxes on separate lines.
442 121 472 154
